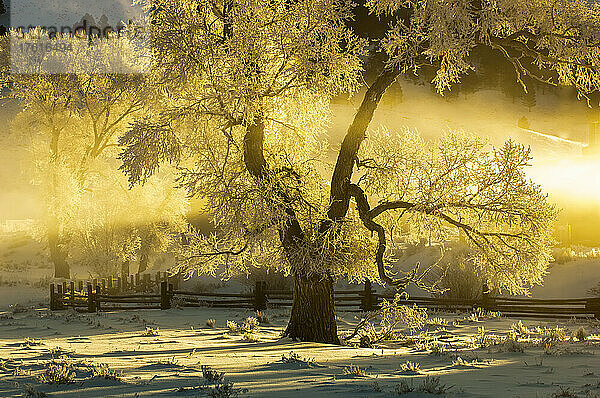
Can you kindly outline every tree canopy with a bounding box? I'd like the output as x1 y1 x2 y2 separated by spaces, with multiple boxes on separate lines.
117 0 570 296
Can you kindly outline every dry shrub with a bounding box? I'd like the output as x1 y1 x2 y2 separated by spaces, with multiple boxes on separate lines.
343 364 369 377
91 363 121 381
38 363 74 384
434 244 483 300
347 294 428 347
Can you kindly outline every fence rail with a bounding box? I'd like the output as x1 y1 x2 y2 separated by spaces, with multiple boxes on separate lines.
49 279 600 320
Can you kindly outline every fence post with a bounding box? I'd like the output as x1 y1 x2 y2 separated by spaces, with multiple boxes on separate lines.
130 275 134 290
143 274 150 291
70 281 75 309
78 281 83 293
95 287 101 312
108 277 113 292
160 281 171 310
50 284 56 311
56 283 64 310
254 281 267 311
360 279 374 311
87 283 96 313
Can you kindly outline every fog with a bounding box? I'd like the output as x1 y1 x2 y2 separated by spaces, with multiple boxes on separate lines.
0 77 598 244
328 79 599 245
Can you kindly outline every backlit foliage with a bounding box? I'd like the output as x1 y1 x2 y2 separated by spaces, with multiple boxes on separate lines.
121 0 371 280
369 0 600 98
117 0 565 295
359 129 556 293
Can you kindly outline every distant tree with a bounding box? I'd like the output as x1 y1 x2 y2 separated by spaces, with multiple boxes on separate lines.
69 172 188 277
501 74 523 103
521 85 537 112
1 30 187 278
120 0 600 344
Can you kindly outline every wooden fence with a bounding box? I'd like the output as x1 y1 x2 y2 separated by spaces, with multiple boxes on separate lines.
49 280 600 319
49 272 180 311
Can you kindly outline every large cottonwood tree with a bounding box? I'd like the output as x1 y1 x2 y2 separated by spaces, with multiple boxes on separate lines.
120 0 600 343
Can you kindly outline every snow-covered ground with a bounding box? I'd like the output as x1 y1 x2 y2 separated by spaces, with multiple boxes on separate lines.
1 286 600 397
2 232 600 397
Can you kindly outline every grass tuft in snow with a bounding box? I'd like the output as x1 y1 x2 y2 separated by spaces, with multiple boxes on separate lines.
10 303 28 314
197 366 246 397
419 376 453 394
549 386 579 398
22 337 43 348
226 321 239 333
255 311 270 325
157 357 179 366
142 326 160 336
399 360 421 374
370 380 383 392
22 384 46 397
502 337 525 353
427 317 449 327
395 376 453 395
242 317 259 333
342 364 369 377
395 379 414 395
91 363 121 381
207 380 247 398
202 365 225 384
242 331 260 342
281 351 315 366
38 363 74 384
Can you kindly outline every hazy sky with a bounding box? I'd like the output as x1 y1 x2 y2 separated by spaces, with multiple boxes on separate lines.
0 66 597 243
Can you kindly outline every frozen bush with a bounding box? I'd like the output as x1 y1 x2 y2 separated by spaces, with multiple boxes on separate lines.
38 363 74 384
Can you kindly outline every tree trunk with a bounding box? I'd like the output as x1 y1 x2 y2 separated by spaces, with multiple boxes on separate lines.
243 118 338 343
48 131 70 279
284 273 339 344
138 251 149 273
121 260 130 279
48 216 69 279
323 67 400 232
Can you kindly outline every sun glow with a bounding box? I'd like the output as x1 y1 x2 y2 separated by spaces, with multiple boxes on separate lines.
529 157 600 204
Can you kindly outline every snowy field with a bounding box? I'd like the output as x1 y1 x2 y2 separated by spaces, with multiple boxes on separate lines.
1 286 600 398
